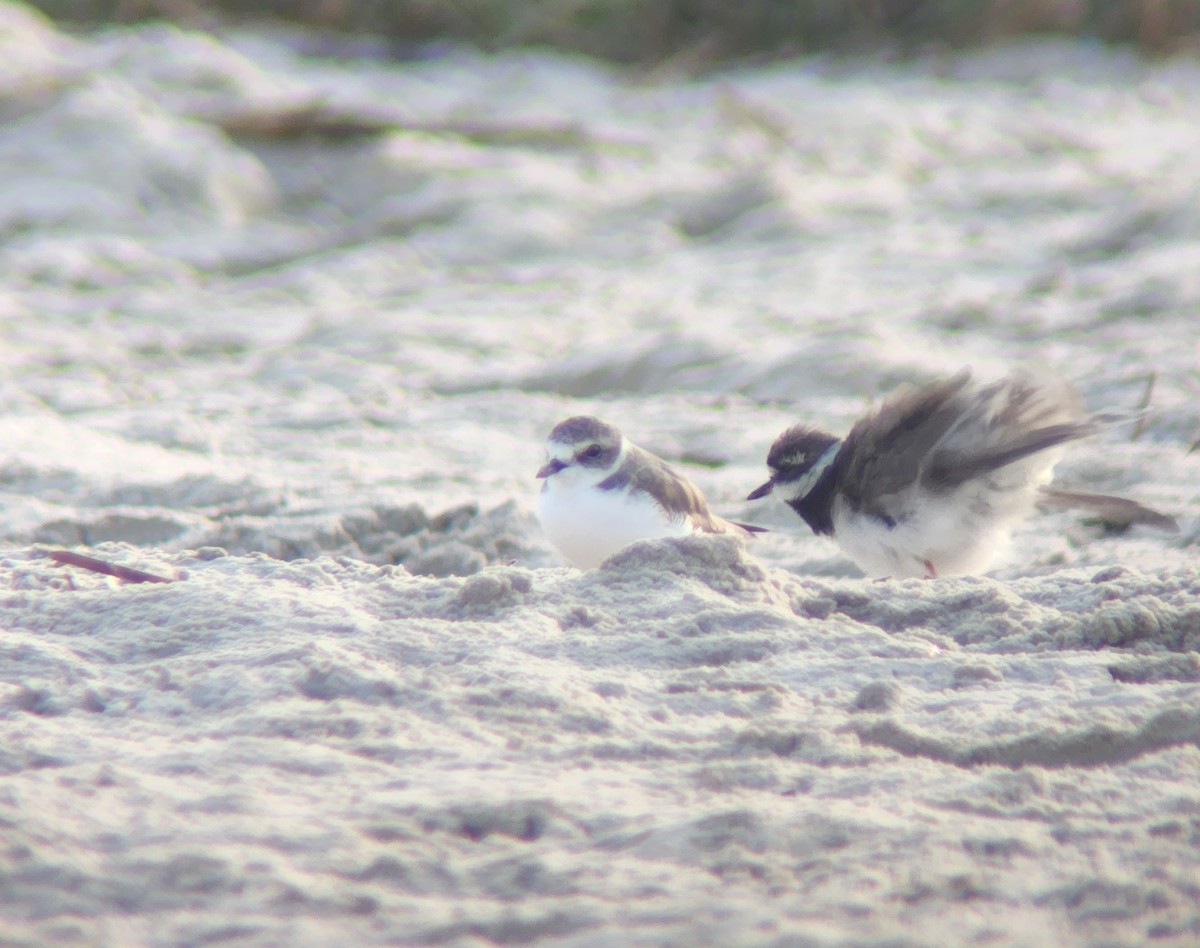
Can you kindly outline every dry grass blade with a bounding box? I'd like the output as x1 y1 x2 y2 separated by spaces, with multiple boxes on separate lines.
415 118 598 150
1130 371 1156 441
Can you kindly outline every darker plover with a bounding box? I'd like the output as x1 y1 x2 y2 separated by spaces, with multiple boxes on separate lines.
747 368 1177 578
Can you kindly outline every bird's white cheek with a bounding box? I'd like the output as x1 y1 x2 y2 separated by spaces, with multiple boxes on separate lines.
777 443 841 503
542 465 593 491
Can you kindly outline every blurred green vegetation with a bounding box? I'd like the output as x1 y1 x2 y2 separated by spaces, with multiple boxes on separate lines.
26 0 1200 61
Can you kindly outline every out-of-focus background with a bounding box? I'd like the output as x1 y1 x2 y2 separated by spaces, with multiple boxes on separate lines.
24 0 1200 60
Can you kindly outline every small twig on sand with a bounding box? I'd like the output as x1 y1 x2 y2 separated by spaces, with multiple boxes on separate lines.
48 550 174 585
205 102 398 140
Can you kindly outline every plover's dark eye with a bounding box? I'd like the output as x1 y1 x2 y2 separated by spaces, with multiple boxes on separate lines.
583 444 602 459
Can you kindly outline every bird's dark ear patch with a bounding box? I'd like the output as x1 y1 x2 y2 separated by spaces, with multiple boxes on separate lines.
577 440 619 468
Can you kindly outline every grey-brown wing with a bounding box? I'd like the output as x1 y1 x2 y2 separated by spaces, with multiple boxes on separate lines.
622 445 724 533
922 371 1092 489
838 370 974 512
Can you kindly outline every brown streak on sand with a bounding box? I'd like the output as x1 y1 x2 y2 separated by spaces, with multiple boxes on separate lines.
854 707 1200 769
48 550 175 585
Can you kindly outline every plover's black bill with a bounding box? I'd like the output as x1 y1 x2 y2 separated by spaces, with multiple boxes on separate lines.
537 459 566 478
746 480 774 501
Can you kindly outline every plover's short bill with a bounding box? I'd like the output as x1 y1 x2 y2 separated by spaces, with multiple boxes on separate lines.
747 368 1177 579
536 416 765 569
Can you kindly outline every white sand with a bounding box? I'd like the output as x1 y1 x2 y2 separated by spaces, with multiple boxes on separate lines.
0 3 1198 943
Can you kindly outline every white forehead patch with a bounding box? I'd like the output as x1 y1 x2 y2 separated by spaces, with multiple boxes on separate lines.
777 440 842 502
778 449 809 469
545 440 575 462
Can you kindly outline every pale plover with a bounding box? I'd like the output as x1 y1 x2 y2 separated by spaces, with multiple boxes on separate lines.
746 368 1177 579
537 416 765 569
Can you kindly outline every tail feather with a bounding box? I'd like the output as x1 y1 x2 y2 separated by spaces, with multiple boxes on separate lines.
1039 486 1179 533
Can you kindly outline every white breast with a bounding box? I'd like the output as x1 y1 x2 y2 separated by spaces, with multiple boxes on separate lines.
537 481 693 569
832 463 1057 579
